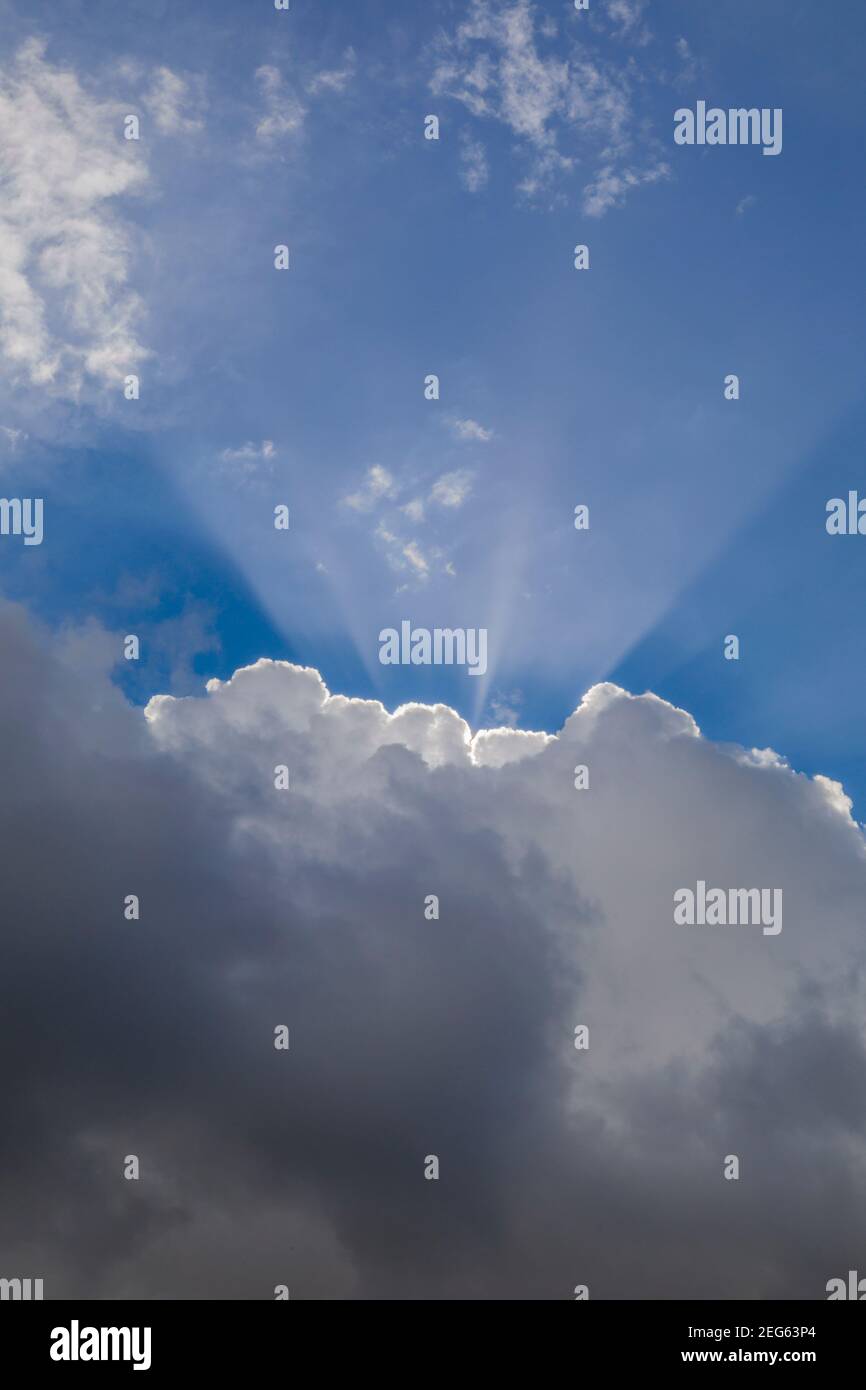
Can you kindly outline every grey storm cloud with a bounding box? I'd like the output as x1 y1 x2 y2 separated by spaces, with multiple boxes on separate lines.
1 598 865 1299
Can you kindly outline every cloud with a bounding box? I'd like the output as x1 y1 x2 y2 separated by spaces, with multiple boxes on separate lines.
674 35 699 85
582 160 670 218
0 39 150 396
430 469 473 508
254 65 306 143
736 194 757 217
429 0 669 210
401 540 430 578
255 51 354 146
306 48 357 96
2 602 866 1298
342 465 397 512
449 417 493 442
459 133 489 192
144 67 205 134
0 425 26 451
218 439 276 473
607 0 650 43
374 522 431 582
343 466 468 586
401 498 425 523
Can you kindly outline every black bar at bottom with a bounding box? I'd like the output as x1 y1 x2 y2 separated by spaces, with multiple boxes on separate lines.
0 1299 861 1375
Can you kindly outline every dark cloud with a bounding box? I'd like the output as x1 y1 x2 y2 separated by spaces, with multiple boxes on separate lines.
1 601 865 1299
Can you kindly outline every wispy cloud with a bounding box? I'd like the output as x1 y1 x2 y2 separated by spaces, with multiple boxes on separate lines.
144 67 205 134
0 425 27 451
449 417 493 443
254 65 306 143
608 0 651 44
217 440 276 481
342 460 473 588
459 132 489 192
673 36 699 86
583 161 670 218
220 440 276 463
430 469 473 508
342 464 397 512
401 497 426 523
306 48 357 96
429 0 671 213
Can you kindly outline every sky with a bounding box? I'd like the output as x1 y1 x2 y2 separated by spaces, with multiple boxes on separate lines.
1 0 865 1300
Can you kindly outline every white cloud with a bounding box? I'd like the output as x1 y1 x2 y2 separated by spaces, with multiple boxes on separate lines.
0 425 26 450
430 469 473 508
343 465 397 512
674 35 698 85
582 160 670 218
736 194 757 217
306 48 357 96
255 65 306 143
608 0 650 42
147 666 866 1090
256 51 354 144
220 440 276 463
401 540 430 577
373 522 431 582
429 0 669 211
459 133 489 192
216 440 276 482
0 40 151 396
401 498 425 523
144 67 204 134
343 465 471 583
449 417 493 442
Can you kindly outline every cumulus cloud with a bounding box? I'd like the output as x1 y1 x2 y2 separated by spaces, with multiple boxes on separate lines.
2 600 866 1298
0 39 151 396
429 0 671 212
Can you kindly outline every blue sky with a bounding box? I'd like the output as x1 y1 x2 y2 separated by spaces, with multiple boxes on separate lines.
2 0 866 809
